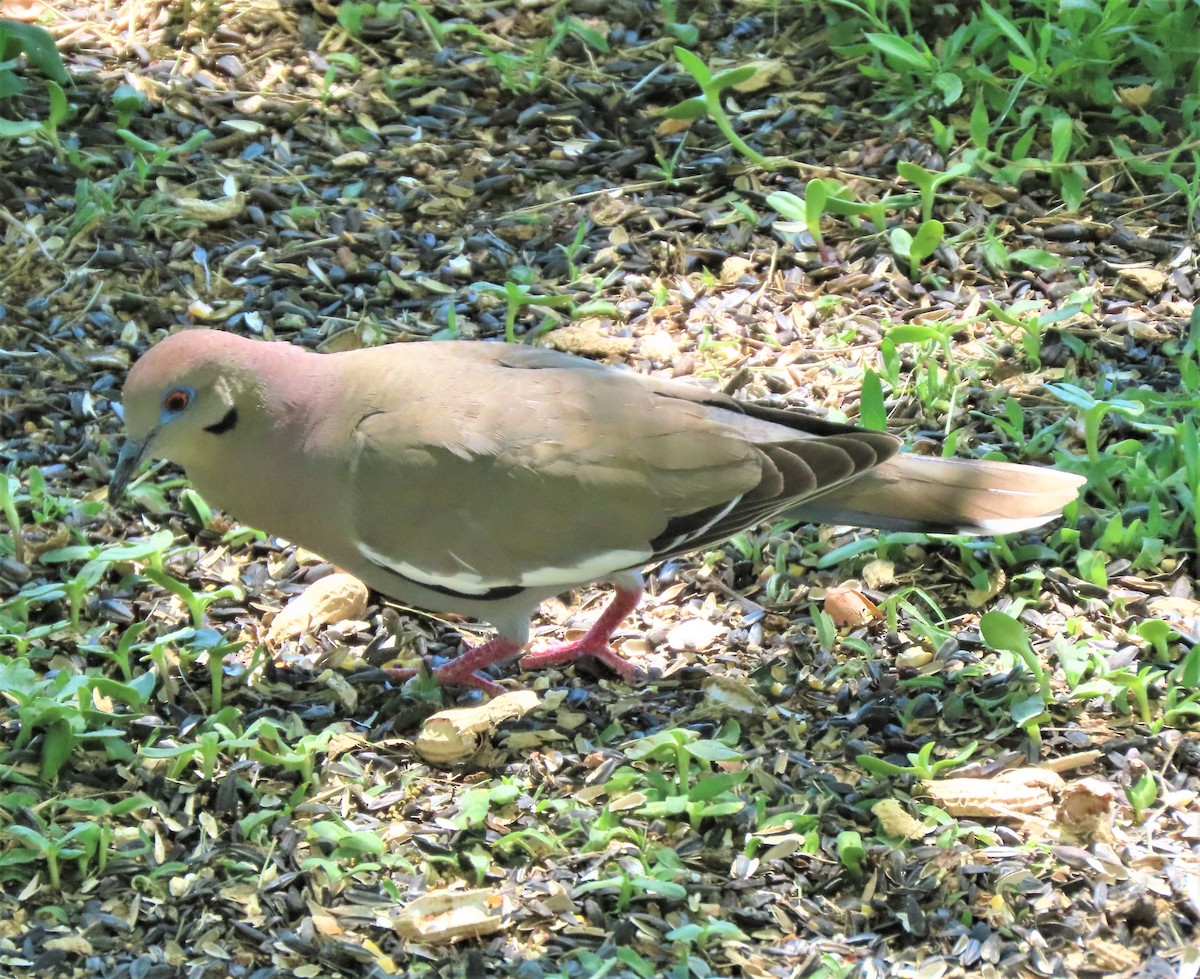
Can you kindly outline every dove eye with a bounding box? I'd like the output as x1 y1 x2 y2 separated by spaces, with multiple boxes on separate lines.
163 389 191 413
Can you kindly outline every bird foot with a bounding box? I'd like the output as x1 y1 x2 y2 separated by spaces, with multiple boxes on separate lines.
519 582 645 683
385 634 522 697
518 637 642 682
386 582 646 695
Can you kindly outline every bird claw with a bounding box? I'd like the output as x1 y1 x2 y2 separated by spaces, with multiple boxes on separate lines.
384 663 509 698
383 584 647 695
519 640 643 683
384 633 522 697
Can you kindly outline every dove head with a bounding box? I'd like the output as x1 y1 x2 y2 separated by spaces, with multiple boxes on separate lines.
109 330 265 502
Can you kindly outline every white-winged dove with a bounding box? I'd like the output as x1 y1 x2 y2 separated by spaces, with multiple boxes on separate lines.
110 329 1084 694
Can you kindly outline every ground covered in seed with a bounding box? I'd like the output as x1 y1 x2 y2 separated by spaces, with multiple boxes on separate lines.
1 1 1199 977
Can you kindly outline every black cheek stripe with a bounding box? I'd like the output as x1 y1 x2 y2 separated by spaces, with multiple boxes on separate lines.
204 407 239 435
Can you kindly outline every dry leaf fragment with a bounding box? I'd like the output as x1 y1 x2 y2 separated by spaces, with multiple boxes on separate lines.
266 573 369 643
699 675 767 714
996 767 1066 792
1057 778 1116 841
415 690 540 763
923 769 1064 818
542 320 635 358
1116 84 1153 110
221 119 267 134
44 936 94 955
25 523 72 559
731 60 794 92
861 559 894 590
665 617 725 651
1065 937 1143 974
176 192 247 224
1040 749 1102 773
825 585 880 628
895 647 933 670
1144 596 1200 639
657 115 693 137
873 799 928 840
965 568 1006 607
318 668 358 712
720 256 756 284
638 330 679 363
331 151 371 168
392 888 505 943
1117 266 1168 296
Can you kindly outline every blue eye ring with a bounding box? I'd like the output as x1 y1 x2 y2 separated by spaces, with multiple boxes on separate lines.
163 388 191 413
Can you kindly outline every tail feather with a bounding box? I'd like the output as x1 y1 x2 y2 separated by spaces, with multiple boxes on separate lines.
788 454 1085 534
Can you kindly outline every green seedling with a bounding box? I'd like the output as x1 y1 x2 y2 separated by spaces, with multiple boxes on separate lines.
192 629 244 712
110 83 144 131
667 918 749 947
580 802 645 852
1124 771 1157 824
432 303 461 341
1 820 101 890
980 609 1052 703
658 0 698 44
560 217 589 284
810 605 838 654
76 620 146 683
492 825 563 860
476 13 608 94
662 47 771 169
575 844 690 912
305 818 387 871
879 321 961 424
836 830 866 875
984 293 1095 366
455 781 521 830
29 531 176 631
608 728 748 831
117 127 211 183
0 795 152 889
984 397 1051 456
652 131 689 185
139 708 291 781
744 811 820 860
0 19 69 144
977 220 1061 275
399 0 485 48
575 869 688 914
859 369 887 431
334 1 378 37
767 180 923 248
1068 639 1200 735
0 655 155 780
247 719 336 791
889 218 945 281
1045 382 1150 467
1092 514 1165 572
1 466 106 558
816 531 934 568
1111 665 1167 728
472 268 575 343
896 161 972 223
0 616 66 658
857 739 978 780
141 569 244 629
0 18 67 91
24 466 75 523
0 473 22 564
178 488 214 530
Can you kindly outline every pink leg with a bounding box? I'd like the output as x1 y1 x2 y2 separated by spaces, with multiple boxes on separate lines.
385 634 522 698
518 582 644 681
